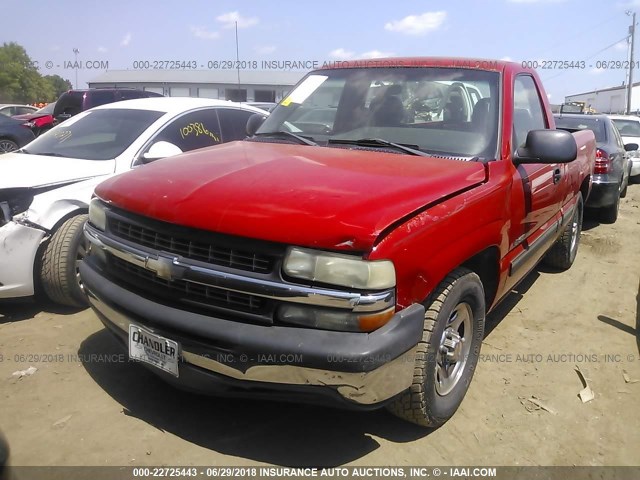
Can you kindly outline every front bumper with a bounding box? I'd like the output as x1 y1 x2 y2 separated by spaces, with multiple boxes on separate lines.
80 257 425 409
630 157 640 177
586 180 619 208
0 221 45 298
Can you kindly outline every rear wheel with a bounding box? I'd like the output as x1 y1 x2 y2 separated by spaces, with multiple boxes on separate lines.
387 268 485 427
40 214 89 307
600 184 621 224
543 193 583 270
621 172 629 198
0 139 18 153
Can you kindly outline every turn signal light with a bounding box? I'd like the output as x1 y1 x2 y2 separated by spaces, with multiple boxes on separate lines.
357 308 396 332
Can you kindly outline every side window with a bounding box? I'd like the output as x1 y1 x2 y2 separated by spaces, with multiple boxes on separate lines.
54 93 83 117
513 75 547 149
217 108 255 142
611 123 624 149
87 91 116 109
151 109 222 153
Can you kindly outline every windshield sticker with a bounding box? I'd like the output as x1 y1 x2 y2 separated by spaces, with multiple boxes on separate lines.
179 122 220 142
282 75 329 106
53 130 72 143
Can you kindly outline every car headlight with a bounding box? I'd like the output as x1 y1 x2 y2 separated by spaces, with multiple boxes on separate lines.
283 247 396 290
0 195 34 227
88 198 107 231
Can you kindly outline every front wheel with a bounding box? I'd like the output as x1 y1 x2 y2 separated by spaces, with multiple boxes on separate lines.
387 268 485 427
40 214 89 307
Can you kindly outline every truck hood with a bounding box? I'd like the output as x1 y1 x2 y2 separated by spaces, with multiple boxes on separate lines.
0 152 115 189
95 141 486 251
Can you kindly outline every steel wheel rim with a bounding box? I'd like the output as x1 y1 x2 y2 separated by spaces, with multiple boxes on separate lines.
0 141 17 153
435 302 473 396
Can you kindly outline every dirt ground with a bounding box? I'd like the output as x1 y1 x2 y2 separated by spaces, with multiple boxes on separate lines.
1 184 639 468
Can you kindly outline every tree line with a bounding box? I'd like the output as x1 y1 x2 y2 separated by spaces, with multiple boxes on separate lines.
0 42 73 104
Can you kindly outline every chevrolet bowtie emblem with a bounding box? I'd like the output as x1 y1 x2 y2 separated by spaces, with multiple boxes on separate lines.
145 254 180 281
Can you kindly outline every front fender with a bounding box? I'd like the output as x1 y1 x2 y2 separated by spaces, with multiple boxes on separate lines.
370 182 508 310
21 176 111 230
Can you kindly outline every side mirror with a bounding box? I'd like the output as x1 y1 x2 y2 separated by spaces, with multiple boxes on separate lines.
142 141 183 163
514 129 577 165
246 113 267 137
624 142 638 152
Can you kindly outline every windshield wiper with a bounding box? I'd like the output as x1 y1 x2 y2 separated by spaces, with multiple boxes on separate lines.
253 131 318 146
327 138 429 156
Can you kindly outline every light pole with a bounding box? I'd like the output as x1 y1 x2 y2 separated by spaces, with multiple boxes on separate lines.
625 11 635 114
73 48 80 89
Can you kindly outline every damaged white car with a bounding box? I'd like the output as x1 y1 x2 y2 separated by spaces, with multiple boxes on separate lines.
0 97 267 306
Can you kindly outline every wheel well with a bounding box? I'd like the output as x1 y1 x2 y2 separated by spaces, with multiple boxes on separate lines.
460 246 500 310
50 208 88 233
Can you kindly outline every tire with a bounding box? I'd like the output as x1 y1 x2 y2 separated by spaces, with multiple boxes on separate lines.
0 139 18 153
387 268 485 427
621 173 629 199
40 214 89 307
543 192 583 270
600 186 620 224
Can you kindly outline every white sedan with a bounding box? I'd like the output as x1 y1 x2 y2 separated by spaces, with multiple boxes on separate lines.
609 114 640 179
0 97 267 306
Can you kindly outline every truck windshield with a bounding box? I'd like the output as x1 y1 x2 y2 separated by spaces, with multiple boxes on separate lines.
22 109 164 160
256 67 500 159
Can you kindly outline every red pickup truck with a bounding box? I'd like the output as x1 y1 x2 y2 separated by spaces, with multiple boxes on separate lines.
81 58 595 427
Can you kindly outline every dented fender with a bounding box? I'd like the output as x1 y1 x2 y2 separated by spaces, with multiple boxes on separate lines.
0 221 47 298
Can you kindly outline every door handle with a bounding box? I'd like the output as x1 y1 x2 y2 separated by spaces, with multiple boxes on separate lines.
553 168 562 184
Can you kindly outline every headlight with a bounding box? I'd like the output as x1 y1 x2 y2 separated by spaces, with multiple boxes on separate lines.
283 247 396 290
88 198 107 231
0 195 34 226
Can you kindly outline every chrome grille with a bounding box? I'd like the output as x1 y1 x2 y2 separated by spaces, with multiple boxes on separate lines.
109 218 273 273
109 256 266 313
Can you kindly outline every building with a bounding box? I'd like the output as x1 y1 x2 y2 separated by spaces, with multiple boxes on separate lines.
564 82 640 114
87 70 306 102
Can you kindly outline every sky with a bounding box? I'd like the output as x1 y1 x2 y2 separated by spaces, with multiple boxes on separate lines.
3 0 640 103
